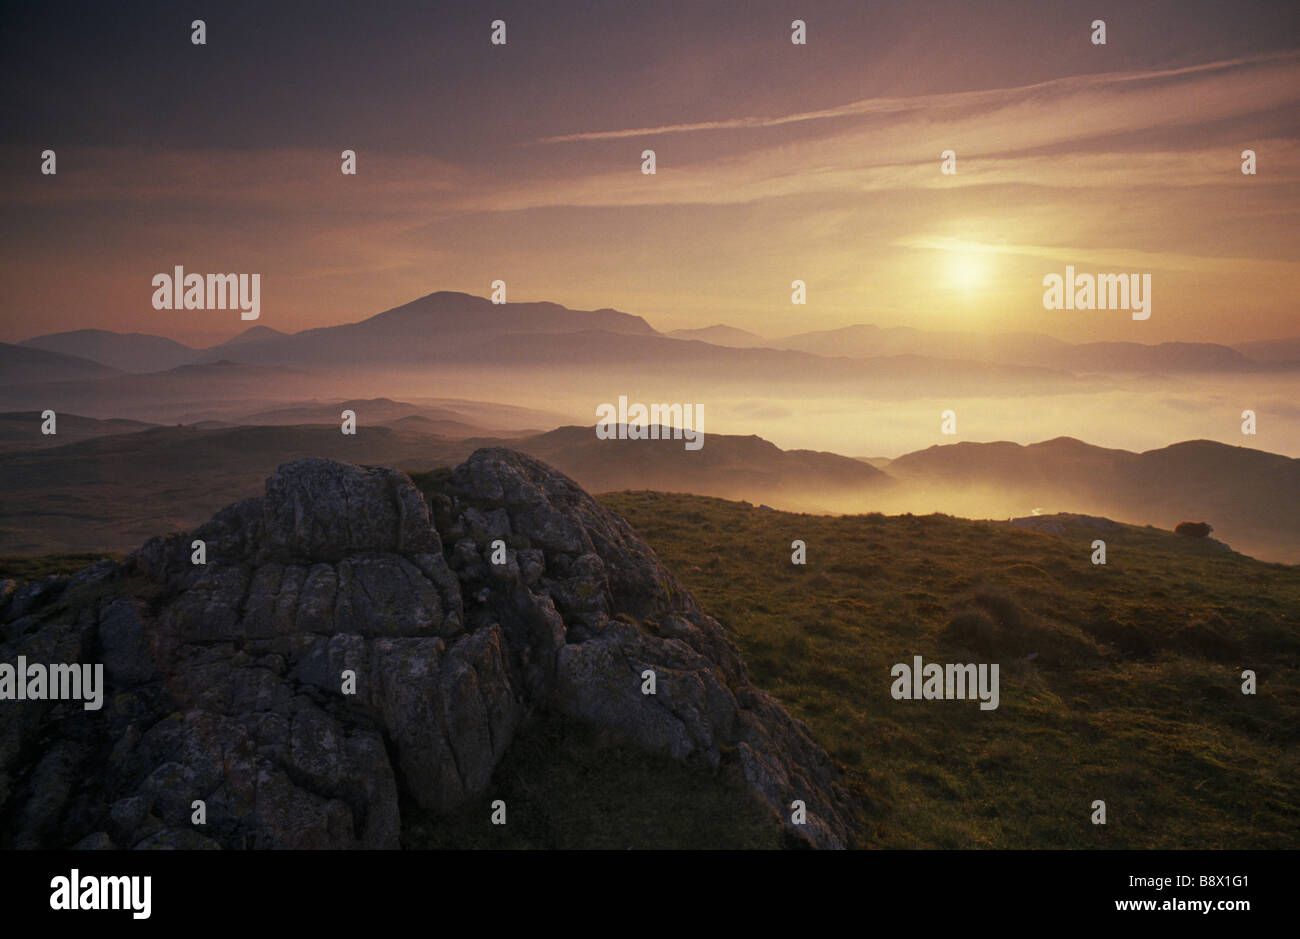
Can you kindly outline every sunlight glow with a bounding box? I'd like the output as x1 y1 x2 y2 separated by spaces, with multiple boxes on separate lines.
945 252 989 293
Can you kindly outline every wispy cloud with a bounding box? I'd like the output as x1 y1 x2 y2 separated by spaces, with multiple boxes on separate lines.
5 52 1296 220
531 52 1300 144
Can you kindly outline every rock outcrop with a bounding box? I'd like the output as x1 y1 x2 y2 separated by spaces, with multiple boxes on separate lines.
0 450 856 849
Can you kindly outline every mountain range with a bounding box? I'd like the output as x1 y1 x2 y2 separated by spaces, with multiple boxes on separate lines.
2 290 1296 564
882 436 1300 564
15 291 1299 379
1 410 1295 564
0 342 122 384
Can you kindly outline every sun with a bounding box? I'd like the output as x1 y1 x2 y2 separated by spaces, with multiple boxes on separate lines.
946 252 988 293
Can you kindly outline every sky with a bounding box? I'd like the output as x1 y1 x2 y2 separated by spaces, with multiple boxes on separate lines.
1 0 1297 347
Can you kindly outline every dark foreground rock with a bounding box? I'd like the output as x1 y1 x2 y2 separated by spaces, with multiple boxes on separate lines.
0 449 857 849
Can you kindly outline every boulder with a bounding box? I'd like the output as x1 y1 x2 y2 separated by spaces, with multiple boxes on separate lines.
0 450 857 849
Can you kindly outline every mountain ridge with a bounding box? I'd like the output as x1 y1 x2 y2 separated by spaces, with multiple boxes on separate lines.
15 291 1299 377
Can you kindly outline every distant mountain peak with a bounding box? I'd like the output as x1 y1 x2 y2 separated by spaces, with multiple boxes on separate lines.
666 324 768 347
366 291 490 319
346 290 659 338
215 324 286 347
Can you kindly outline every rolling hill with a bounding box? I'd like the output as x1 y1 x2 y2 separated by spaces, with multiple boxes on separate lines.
885 437 1300 563
0 421 894 555
773 326 1275 374
512 424 892 500
19 329 196 372
190 291 660 367
0 342 123 384
1232 337 1300 364
667 324 770 347
0 412 157 452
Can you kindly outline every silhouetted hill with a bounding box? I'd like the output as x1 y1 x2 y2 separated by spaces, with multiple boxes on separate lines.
0 360 320 421
382 414 492 438
1232 337 1300 363
667 324 769 347
9 291 1074 395
513 424 892 499
0 423 469 554
775 325 1281 373
236 397 457 425
15 295 1299 388
0 342 123 384
19 326 296 374
2 414 1295 562
886 437 1300 563
19 329 195 372
208 324 286 348
1047 341 1262 373
193 291 660 367
0 412 156 452
232 398 540 438
888 436 1136 489
0 421 894 554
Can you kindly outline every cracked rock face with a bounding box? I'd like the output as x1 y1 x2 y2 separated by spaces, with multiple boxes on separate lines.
0 449 856 849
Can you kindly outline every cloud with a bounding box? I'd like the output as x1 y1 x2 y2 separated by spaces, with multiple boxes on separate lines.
530 51 1300 144
478 53 1300 213
4 52 1297 225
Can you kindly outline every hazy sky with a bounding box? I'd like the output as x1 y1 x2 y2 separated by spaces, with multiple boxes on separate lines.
2 0 1297 346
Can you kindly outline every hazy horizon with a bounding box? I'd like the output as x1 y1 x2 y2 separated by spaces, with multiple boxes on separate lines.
9 286 1300 349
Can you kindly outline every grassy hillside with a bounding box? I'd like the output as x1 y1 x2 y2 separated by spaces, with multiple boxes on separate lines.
599 492 1300 849
6 490 1295 849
